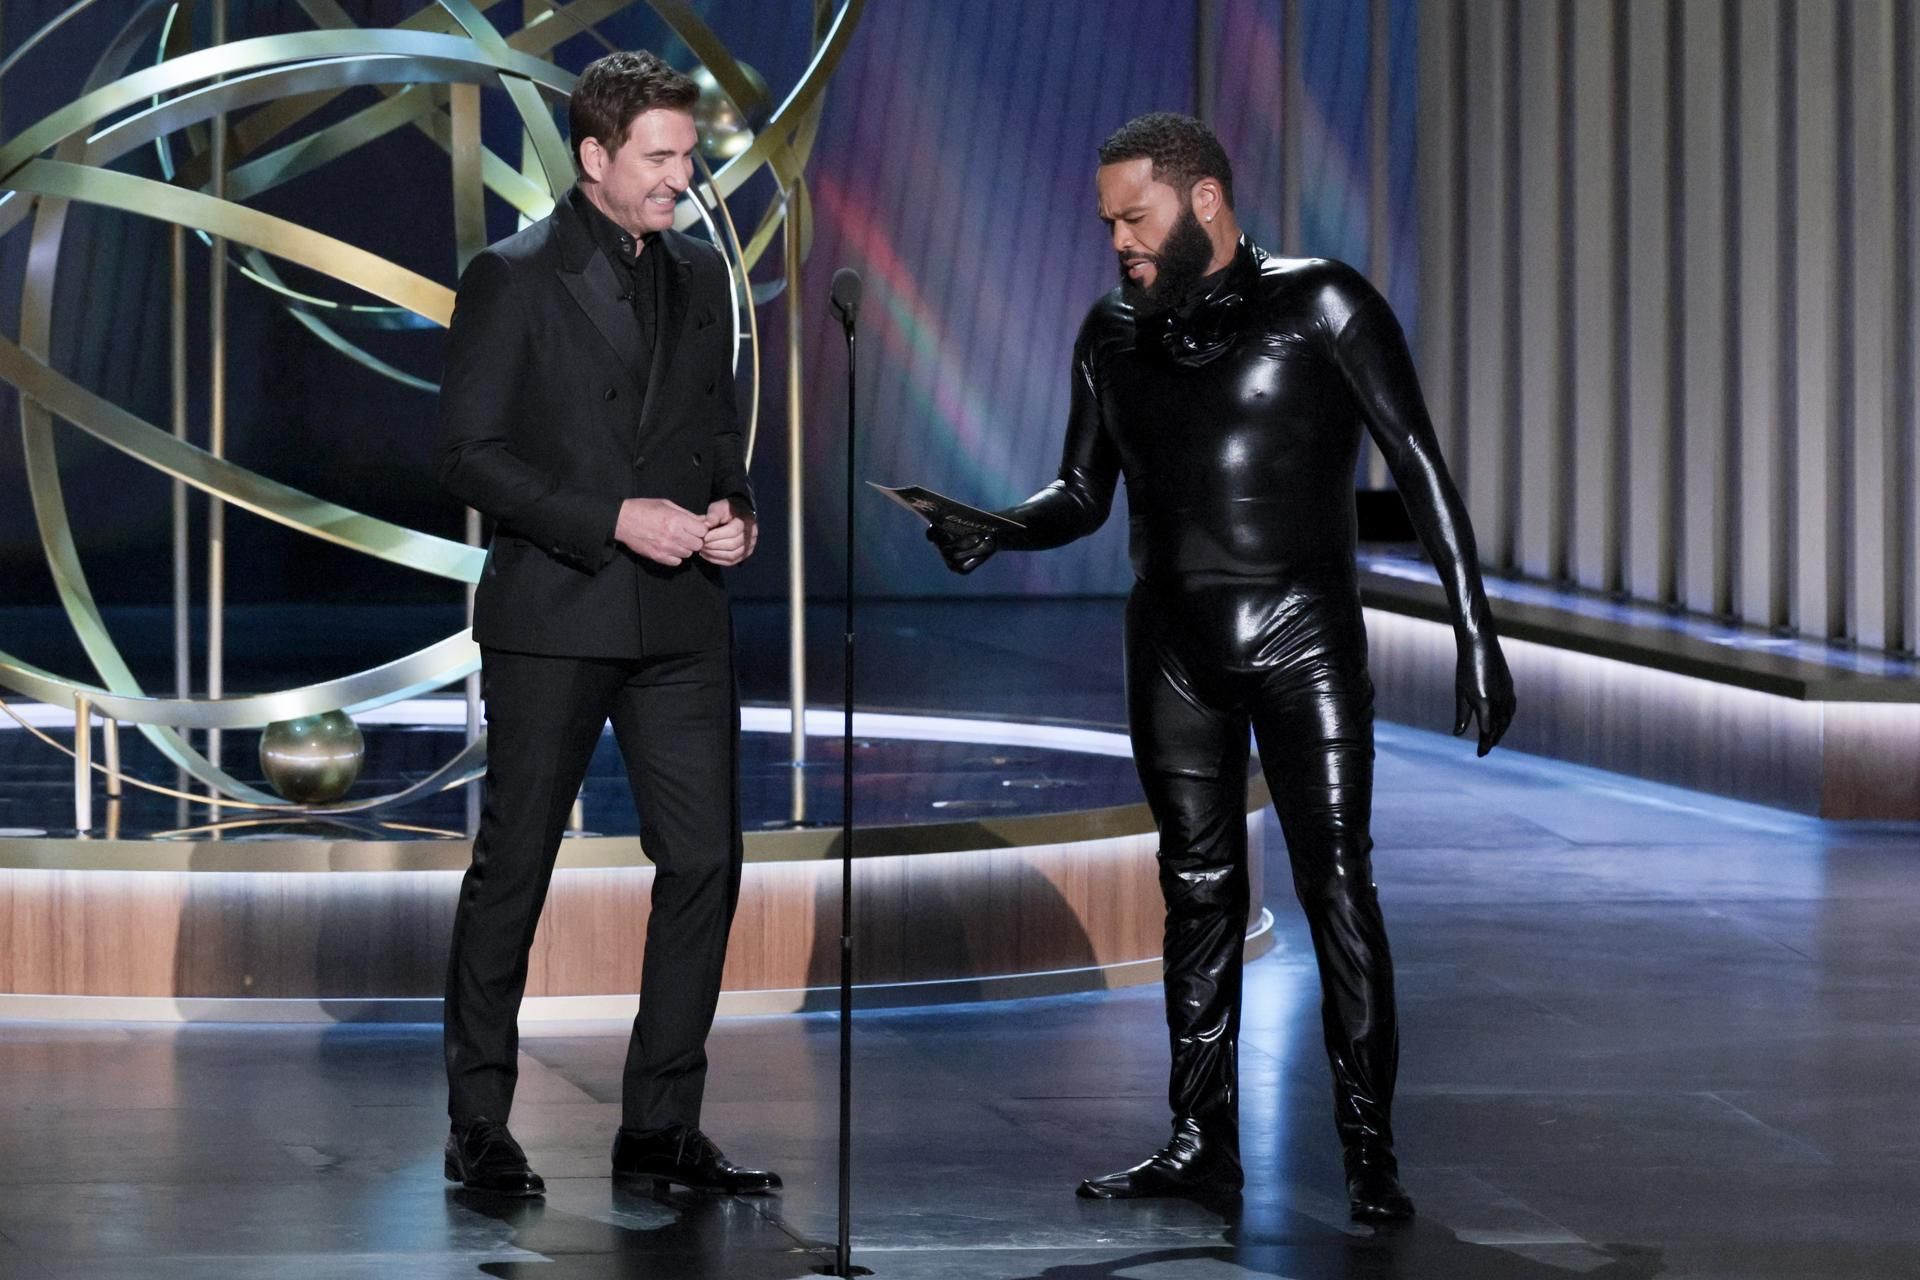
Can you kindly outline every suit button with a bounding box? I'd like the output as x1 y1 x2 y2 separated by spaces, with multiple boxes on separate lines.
692 452 704 466
604 387 617 400
634 455 647 469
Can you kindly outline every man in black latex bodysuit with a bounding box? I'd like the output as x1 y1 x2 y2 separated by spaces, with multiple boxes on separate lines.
928 114 1516 1222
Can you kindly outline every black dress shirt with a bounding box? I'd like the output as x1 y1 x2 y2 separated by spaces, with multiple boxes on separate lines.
571 186 663 371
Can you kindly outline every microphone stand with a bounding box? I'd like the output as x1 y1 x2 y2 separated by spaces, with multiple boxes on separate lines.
829 300 867 1279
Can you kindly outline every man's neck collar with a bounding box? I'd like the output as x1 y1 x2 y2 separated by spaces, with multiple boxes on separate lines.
572 184 652 260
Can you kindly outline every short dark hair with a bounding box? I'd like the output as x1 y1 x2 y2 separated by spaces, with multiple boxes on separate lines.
1097 112 1235 210
569 50 698 171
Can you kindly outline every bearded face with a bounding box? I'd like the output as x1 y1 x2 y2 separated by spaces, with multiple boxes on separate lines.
1115 199 1217 312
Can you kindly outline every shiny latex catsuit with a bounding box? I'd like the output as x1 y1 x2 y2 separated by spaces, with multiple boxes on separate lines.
942 239 1509 1211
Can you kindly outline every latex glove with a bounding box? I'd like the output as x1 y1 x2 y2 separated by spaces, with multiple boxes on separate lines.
925 524 997 575
1453 636 1516 757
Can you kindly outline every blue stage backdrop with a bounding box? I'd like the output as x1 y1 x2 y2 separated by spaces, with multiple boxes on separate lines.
0 0 1416 608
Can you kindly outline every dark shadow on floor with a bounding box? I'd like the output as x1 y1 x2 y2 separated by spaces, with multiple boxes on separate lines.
460 1184 831 1280
1006 1209 1664 1280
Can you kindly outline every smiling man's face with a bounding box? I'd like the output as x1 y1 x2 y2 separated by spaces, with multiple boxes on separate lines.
580 107 696 239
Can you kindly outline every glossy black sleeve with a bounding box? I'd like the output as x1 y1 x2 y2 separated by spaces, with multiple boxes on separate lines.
997 313 1121 550
434 250 621 569
1329 271 1497 646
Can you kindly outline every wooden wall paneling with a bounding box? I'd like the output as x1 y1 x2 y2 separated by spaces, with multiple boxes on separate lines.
0 873 14 990
1793 0 1841 637
22 871 66 994
1569 0 1621 591
174 873 245 996
1080 834 1172 966
1624 0 1675 602
1515 0 1563 580
1362 611 1828 813
531 868 643 996
0 834 1211 1001
716 861 825 994
1821 703 1920 819
1735 0 1785 628
1679 0 1730 616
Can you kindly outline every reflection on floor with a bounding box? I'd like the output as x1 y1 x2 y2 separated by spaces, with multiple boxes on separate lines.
2 719 1917 1277
0 600 1141 837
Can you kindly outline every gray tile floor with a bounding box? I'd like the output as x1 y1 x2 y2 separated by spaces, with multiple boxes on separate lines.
3 722 1918 1278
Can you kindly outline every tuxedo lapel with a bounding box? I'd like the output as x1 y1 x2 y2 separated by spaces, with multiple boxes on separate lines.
552 191 645 392
558 252 646 390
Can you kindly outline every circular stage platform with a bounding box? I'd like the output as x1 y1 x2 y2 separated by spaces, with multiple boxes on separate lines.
0 705 1272 1021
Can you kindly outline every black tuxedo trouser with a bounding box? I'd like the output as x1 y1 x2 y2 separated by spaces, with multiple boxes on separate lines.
444 643 743 1134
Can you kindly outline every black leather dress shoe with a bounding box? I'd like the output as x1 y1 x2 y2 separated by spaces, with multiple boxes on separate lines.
1077 1119 1244 1200
611 1125 782 1196
444 1117 545 1197
1346 1150 1415 1222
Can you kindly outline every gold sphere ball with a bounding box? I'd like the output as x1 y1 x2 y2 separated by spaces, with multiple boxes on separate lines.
259 711 365 805
690 62 768 162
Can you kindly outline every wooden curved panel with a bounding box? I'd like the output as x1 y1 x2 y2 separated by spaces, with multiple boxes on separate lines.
0 820 1265 1003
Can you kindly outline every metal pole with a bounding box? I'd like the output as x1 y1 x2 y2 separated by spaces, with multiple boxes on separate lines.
205 0 228 814
786 186 809 825
465 510 483 837
171 221 191 825
835 322 856 1280
451 80 487 838
73 695 92 834
103 717 122 801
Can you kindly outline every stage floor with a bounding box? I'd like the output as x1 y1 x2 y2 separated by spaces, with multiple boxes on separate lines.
1 722 1916 1278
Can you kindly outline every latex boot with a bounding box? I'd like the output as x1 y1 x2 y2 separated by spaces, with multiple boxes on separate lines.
1077 1118 1244 1201
1345 1144 1414 1222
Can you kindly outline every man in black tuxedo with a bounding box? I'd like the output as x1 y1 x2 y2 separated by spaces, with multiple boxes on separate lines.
435 50 777 1199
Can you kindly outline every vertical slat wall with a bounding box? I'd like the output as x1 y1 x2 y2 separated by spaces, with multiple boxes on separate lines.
1416 0 1463 476
1514 0 1562 580
1567 0 1621 591
1415 0 1920 653
1794 0 1841 638
1899 0 1920 652
1735 1 1786 627
1462 0 1511 543
1849 0 1895 649
1624 0 1674 602
1679 0 1729 616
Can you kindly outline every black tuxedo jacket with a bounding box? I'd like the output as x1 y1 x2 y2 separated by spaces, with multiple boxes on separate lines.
436 190 752 658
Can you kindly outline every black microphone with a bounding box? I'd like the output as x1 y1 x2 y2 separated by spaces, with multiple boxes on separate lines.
829 267 862 334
